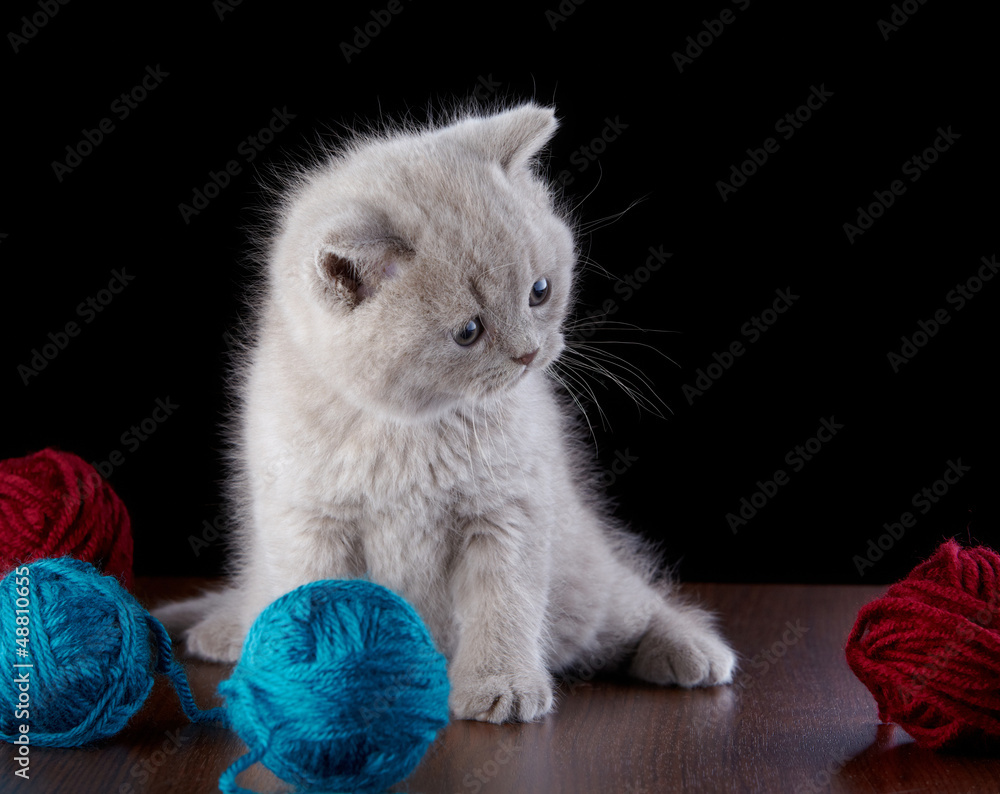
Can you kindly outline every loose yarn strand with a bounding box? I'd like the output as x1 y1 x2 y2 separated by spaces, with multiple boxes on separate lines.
147 615 228 726
218 747 266 794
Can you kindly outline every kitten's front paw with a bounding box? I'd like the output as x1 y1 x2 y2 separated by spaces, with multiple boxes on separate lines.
449 664 554 723
631 617 736 688
183 613 247 664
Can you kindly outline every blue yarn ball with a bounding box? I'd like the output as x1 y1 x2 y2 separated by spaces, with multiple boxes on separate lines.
218 579 450 794
0 557 222 748
1 557 154 745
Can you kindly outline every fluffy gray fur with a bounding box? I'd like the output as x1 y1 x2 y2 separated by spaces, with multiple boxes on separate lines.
153 103 735 723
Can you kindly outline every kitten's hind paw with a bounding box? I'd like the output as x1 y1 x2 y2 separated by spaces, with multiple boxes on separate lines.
182 612 247 664
449 665 554 723
152 589 246 663
151 590 224 636
630 612 736 688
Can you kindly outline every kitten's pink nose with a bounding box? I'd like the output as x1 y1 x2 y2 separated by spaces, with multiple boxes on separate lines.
514 349 539 367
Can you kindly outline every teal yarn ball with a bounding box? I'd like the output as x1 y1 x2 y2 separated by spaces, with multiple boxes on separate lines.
218 579 450 794
0 557 222 748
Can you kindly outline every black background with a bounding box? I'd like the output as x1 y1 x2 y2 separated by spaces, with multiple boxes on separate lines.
4 1 997 584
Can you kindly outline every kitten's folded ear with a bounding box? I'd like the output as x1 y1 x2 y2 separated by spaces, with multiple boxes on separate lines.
447 104 559 173
313 212 413 307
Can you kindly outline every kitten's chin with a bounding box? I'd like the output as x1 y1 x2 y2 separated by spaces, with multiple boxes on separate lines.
492 364 540 397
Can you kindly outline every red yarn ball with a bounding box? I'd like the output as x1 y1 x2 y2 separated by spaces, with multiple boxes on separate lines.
0 448 133 589
845 539 1000 750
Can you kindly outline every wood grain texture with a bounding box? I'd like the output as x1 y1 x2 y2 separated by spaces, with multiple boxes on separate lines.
6 579 999 793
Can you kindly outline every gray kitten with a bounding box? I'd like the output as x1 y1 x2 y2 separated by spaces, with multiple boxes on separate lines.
154 103 735 722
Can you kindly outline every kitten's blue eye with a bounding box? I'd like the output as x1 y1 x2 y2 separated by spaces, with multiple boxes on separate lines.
529 277 549 307
454 317 483 346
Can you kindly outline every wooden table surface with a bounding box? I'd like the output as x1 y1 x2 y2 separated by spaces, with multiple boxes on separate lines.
7 579 1000 794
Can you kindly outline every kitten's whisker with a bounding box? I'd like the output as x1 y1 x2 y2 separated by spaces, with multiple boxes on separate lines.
548 365 604 446
562 317 679 334
458 410 477 495
572 339 680 369
459 409 486 503
575 196 648 234
561 358 650 416
574 254 617 282
557 356 638 425
496 408 531 496
573 341 659 376
570 343 667 407
552 361 612 433
472 408 504 502
469 410 500 501
561 346 672 419
568 161 603 214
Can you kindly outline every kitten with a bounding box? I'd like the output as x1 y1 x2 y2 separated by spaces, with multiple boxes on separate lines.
154 102 736 723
